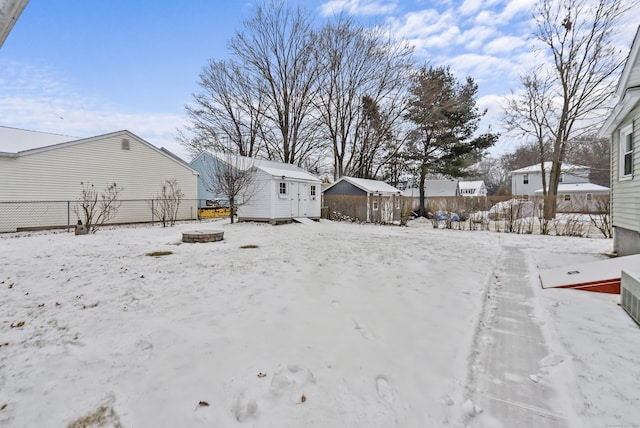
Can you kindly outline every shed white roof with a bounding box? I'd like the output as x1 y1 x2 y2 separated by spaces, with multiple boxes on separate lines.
534 183 610 194
0 126 77 154
325 176 400 195
511 162 589 174
203 151 320 182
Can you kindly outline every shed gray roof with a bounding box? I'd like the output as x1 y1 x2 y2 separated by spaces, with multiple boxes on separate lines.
324 177 401 195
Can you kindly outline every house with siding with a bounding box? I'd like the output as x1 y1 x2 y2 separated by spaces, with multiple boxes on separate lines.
0 127 199 232
323 176 402 223
190 151 321 223
402 179 460 211
598 26 640 256
511 162 590 197
534 183 610 213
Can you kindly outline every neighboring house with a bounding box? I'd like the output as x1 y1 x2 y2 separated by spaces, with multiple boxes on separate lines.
598 26 640 256
190 151 321 223
0 127 199 232
459 180 487 197
534 183 610 213
402 179 460 211
323 176 402 223
511 162 590 197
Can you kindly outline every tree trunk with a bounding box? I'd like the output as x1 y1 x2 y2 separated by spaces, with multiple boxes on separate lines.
418 162 427 217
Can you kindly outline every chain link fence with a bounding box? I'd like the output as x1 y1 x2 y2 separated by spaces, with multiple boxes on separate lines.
0 199 206 233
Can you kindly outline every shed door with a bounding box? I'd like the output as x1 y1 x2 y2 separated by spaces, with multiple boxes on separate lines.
290 182 300 217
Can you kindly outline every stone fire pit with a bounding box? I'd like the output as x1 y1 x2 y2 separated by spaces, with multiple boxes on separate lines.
182 230 224 243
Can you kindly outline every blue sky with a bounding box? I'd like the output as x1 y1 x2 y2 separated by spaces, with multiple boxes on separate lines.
1 0 639 160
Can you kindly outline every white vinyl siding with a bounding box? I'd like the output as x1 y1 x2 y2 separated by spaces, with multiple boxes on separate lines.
0 132 199 230
612 117 640 234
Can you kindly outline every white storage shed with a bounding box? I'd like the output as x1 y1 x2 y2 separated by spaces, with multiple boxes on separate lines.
190 152 321 223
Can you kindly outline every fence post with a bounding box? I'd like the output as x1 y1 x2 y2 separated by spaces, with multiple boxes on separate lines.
67 200 70 232
151 199 154 225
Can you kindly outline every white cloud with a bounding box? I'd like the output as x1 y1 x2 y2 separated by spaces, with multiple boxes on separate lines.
483 35 527 55
319 0 398 16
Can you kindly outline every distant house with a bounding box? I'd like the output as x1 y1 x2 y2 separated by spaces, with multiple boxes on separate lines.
190 152 321 224
0 127 199 232
459 180 487 197
598 26 640 256
323 176 402 223
511 162 590 197
534 183 610 213
402 179 459 211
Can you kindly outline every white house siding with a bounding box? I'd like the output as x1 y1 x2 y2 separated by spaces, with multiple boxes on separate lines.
611 113 640 234
237 170 276 221
0 132 198 231
512 167 589 196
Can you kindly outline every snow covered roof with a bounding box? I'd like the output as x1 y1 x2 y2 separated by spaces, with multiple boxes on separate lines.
0 126 78 155
458 181 485 190
326 176 401 195
511 162 590 175
402 180 460 197
534 183 610 194
424 179 459 197
202 151 320 182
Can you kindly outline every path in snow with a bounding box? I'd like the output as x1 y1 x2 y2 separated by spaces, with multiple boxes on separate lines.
465 246 569 428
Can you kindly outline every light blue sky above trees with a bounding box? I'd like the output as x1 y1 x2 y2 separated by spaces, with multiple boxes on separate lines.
1 0 638 160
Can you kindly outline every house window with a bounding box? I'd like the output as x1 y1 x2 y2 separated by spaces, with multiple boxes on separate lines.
121 138 130 150
279 182 287 195
395 196 400 209
373 198 379 211
621 125 633 178
310 185 316 196
559 173 564 183
523 174 529 184
586 193 593 201
563 194 571 201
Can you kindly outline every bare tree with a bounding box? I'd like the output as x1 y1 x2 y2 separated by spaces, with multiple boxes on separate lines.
151 179 184 227
74 182 123 233
180 59 267 159
531 0 631 218
315 16 414 179
503 72 555 196
200 152 257 224
229 0 322 166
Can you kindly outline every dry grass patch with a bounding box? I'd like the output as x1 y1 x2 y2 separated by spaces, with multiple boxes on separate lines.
240 245 259 249
146 251 173 257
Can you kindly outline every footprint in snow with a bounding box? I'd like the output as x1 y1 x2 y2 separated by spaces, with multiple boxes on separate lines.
352 318 374 339
375 375 394 403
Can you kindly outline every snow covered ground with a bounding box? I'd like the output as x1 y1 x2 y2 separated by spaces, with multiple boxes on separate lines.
0 219 638 427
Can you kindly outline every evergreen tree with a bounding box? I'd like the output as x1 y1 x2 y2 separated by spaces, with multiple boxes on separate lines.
405 65 498 216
